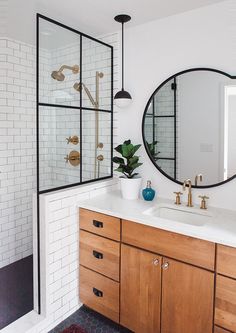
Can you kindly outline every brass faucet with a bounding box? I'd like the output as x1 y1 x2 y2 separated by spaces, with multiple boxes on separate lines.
183 179 193 207
195 173 203 186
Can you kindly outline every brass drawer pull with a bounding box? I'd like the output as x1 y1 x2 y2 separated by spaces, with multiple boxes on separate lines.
93 250 103 259
93 287 103 297
93 220 103 228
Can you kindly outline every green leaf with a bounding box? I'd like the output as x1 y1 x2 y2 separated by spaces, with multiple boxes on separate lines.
112 157 125 164
131 162 143 170
128 156 139 166
114 144 123 154
121 144 134 158
124 139 131 145
131 144 142 155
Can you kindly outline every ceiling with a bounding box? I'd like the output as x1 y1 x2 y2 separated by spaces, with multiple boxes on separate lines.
7 0 225 44
37 0 225 35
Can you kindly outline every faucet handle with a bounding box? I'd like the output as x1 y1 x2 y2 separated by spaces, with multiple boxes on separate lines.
174 191 183 205
199 195 209 209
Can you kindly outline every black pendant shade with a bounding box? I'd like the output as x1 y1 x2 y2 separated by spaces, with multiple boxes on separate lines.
114 14 132 108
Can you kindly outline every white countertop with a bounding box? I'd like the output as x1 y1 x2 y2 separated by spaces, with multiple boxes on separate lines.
78 190 236 248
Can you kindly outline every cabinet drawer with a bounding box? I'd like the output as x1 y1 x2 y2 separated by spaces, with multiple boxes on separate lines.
80 266 119 323
122 220 215 270
79 208 120 241
80 230 120 281
217 244 236 279
215 275 236 332
215 326 231 333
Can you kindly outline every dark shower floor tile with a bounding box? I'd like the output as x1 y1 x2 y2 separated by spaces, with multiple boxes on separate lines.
49 306 132 333
0 255 33 329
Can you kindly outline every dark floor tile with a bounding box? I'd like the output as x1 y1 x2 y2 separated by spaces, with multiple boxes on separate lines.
49 306 132 333
0 255 33 329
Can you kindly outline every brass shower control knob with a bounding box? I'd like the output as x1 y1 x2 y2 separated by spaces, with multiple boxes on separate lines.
97 142 104 149
64 151 80 167
97 155 104 161
66 136 79 145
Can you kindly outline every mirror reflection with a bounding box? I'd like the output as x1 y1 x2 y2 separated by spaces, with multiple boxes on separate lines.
143 69 236 187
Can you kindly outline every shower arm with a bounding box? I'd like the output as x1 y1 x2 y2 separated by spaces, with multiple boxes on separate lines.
58 64 79 74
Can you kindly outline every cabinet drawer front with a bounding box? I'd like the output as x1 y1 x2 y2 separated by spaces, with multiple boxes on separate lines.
217 244 236 279
79 208 120 241
215 275 236 332
214 326 231 333
122 220 215 270
79 266 119 323
80 230 120 281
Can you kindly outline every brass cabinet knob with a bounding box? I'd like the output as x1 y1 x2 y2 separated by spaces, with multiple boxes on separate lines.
199 195 209 210
162 262 169 270
174 191 183 205
153 258 159 266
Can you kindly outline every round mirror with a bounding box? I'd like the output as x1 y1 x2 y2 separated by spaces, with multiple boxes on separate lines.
142 68 236 188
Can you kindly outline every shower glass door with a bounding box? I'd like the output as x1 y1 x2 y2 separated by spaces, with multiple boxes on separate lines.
37 15 113 193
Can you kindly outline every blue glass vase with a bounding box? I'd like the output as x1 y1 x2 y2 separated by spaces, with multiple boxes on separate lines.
142 180 155 201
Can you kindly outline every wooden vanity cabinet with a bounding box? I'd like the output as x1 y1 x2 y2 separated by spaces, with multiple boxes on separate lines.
79 209 217 332
161 257 214 333
120 244 214 333
215 244 236 333
120 244 162 333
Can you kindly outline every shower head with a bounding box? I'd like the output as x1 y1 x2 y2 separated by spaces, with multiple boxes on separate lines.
51 70 65 81
51 64 79 81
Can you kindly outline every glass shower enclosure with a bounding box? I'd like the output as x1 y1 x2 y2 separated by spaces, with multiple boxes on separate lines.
37 14 113 194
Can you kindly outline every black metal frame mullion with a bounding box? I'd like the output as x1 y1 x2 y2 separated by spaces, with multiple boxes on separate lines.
80 35 83 183
36 14 41 315
173 77 177 179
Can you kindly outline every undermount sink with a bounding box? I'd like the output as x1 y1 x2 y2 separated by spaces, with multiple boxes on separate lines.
143 204 213 226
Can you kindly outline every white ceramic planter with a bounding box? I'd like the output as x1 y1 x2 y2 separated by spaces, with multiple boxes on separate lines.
120 176 142 200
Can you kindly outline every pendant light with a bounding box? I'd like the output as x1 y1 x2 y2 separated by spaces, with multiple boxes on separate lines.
114 14 132 108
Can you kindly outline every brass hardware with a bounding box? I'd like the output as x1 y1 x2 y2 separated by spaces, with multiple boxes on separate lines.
174 191 183 205
153 258 159 266
162 262 169 270
51 64 79 81
195 173 203 186
97 142 104 149
199 195 209 209
183 179 193 207
64 151 80 167
97 155 104 161
66 135 79 145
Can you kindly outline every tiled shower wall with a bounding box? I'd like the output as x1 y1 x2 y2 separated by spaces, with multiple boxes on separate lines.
0 37 35 268
39 33 117 190
0 31 118 268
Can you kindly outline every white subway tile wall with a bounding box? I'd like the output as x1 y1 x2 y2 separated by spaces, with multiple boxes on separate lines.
35 179 119 333
0 31 118 273
0 37 36 268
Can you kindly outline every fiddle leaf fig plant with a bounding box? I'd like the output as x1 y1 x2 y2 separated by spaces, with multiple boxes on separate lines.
112 140 143 178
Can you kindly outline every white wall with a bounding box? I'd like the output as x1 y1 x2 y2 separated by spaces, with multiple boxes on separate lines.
117 0 236 210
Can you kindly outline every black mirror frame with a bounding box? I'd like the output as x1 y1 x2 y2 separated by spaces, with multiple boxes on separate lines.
142 67 236 188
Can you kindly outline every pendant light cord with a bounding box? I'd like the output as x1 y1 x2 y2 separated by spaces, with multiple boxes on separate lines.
122 22 124 90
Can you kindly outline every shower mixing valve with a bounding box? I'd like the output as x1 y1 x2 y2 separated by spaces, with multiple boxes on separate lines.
66 135 79 145
64 151 80 167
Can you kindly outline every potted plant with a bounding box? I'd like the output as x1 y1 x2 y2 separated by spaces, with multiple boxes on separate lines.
112 140 143 200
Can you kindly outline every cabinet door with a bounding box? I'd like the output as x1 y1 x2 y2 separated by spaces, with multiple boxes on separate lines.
120 244 161 333
161 258 214 333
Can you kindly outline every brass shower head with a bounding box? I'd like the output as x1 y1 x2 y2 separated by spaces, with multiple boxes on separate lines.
51 64 79 81
51 70 65 81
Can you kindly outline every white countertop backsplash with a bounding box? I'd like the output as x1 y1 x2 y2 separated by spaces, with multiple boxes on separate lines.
78 190 236 248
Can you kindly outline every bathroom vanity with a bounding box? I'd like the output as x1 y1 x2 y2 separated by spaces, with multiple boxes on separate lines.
78 192 236 333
